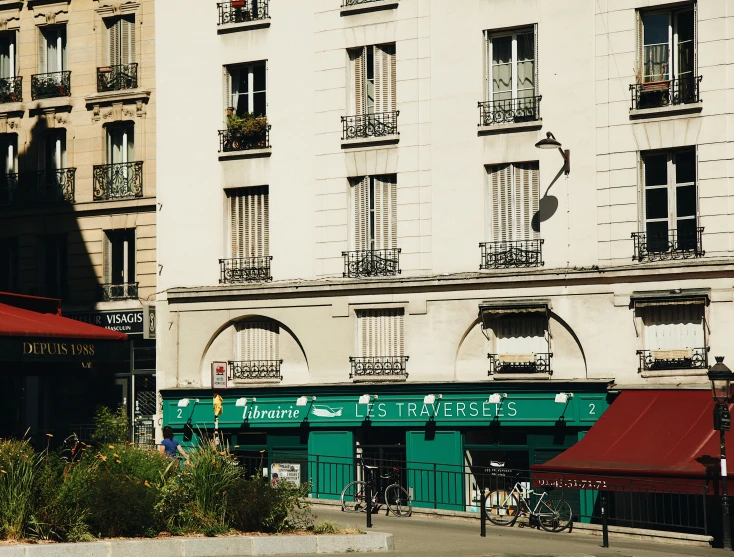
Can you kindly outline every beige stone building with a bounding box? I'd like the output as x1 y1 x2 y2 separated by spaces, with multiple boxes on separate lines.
0 0 156 442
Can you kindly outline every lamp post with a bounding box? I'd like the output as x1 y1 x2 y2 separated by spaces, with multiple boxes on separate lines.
535 131 570 174
709 356 734 551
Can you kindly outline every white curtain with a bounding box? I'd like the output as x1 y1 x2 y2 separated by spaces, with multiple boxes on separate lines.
642 304 703 351
494 315 547 355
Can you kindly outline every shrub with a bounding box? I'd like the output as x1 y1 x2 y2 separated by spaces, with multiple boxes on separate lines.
313 520 340 534
226 112 268 137
91 406 129 444
226 477 312 533
0 439 41 540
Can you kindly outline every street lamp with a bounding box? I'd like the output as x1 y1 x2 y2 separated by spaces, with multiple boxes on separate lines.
535 131 570 175
709 356 734 551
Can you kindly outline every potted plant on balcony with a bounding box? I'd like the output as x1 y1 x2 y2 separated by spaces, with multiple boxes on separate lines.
232 0 245 7
226 111 269 149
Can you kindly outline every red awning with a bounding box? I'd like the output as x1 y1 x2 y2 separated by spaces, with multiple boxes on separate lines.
532 390 731 494
0 292 127 340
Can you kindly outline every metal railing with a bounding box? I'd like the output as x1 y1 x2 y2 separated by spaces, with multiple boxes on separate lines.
631 227 704 262
0 170 76 208
341 111 399 140
217 0 269 25
93 161 144 200
342 248 401 278
219 256 273 283
0 76 21 103
97 63 138 92
479 240 543 269
228 359 283 381
0 173 17 207
488 353 553 375
342 0 388 5
31 71 71 100
630 75 702 111
478 96 541 126
219 126 271 152
637 348 708 373
349 356 409 380
101 282 139 301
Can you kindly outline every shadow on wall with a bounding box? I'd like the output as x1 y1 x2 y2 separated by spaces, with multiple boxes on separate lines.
531 165 565 233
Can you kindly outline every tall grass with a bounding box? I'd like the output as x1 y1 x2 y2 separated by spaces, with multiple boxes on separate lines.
0 439 41 539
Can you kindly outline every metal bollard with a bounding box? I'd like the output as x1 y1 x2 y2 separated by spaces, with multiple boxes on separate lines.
601 493 609 548
366 480 372 529
480 489 487 537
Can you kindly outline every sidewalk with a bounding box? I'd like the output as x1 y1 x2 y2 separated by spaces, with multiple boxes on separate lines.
301 504 720 557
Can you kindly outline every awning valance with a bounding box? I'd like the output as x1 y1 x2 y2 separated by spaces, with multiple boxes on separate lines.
631 288 709 308
479 299 550 326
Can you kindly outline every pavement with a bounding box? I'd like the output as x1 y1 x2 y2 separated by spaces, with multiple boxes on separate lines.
298 504 721 557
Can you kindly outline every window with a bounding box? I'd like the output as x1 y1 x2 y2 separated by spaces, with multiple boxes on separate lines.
639 7 694 84
45 130 66 171
486 28 536 104
349 44 396 115
642 149 697 253
486 163 539 242
106 124 134 165
0 237 18 291
106 16 135 66
0 134 16 174
225 63 266 117
236 321 279 361
229 186 269 259
103 229 135 286
356 308 404 358
0 33 16 79
492 315 548 356
38 234 66 298
38 26 66 73
481 304 551 374
351 175 397 251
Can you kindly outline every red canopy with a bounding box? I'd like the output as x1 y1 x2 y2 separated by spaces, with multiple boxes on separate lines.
0 292 127 340
532 390 730 494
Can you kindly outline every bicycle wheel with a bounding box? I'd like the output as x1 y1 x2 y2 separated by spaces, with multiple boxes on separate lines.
385 484 412 517
341 481 368 513
485 490 520 526
537 497 573 532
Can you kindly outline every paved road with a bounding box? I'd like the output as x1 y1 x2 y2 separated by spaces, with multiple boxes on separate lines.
298 504 721 557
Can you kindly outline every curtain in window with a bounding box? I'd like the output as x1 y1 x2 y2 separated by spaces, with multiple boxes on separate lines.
493 315 547 355
230 186 269 259
642 305 704 351
357 308 404 358
0 35 14 79
516 32 534 99
642 13 669 81
491 36 512 102
237 321 279 361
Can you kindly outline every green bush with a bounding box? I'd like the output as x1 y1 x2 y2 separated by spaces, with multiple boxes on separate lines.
313 520 339 534
91 406 129 444
226 477 312 533
226 112 268 137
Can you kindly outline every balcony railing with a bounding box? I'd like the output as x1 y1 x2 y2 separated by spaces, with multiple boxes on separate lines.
0 173 18 207
631 227 704 262
637 348 708 373
480 240 543 269
31 71 71 100
0 76 21 103
97 64 138 92
228 359 282 381
219 126 271 152
630 75 702 111
478 96 542 126
217 0 269 25
343 0 385 5
342 248 400 278
0 169 76 208
93 161 143 200
488 353 553 375
101 282 139 301
219 256 272 283
349 356 409 380
341 111 399 141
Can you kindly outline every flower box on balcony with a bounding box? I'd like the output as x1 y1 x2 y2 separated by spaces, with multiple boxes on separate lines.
498 354 535 364
232 0 245 7
641 80 670 92
651 349 693 360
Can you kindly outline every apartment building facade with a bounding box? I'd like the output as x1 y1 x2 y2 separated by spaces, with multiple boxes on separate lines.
0 0 156 444
156 0 734 510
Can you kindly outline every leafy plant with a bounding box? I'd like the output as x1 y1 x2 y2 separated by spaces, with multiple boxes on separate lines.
91 406 130 444
226 477 312 533
313 520 340 534
226 112 268 137
0 439 41 539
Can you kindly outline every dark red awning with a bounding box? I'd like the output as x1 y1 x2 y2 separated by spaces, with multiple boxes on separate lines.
532 390 731 494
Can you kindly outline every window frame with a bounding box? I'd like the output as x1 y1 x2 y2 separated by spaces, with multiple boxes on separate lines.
0 32 17 79
349 174 397 252
638 5 696 83
104 228 136 285
228 61 267 117
227 185 270 259
39 25 67 73
485 26 536 103
485 161 540 243
105 123 135 165
354 307 405 359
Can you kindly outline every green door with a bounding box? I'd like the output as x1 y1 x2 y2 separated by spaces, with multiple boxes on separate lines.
406 430 463 511
308 431 354 500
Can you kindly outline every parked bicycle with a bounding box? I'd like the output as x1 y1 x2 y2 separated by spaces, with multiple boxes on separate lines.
484 479 572 532
341 463 412 517
62 432 82 462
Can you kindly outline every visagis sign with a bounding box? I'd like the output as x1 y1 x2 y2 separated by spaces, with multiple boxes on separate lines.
66 310 144 334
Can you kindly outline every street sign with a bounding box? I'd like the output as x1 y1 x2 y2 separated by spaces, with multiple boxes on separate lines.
211 361 228 390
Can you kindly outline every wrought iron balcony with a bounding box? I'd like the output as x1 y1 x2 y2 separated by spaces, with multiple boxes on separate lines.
31 71 71 100
217 0 269 25
101 282 139 301
0 170 76 208
631 227 704 262
478 96 541 126
228 359 282 381
479 240 543 269
97 64 138 92
219 256 272 283
488 353 553 375
93 161 144 200
219 126 271 152
637 348 708 373
342 0 387 4
349 356 409 380
630 75 702 111
0 173 18 207
342 248 400 278
0 76 21 103
341 111 399 141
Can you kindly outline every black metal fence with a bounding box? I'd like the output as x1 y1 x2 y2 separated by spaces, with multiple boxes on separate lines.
217 0 269 25
101 282 139 301
0 76 21 103
632 227 704 262
488 353 552 376
219 126 271 152
349 356 409 380
637 348 708 373
93 161 144 200
31 71 71 100
97 63 138 92
630 75 702 111
341 111 399 140
342 248 401 277
480 240 544 269
228 359 283 381
478 96 542 126
219 256 273 283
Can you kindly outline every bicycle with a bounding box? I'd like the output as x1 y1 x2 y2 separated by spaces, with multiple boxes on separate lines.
341 463 412 517
484 479 572 532
62 432 82 462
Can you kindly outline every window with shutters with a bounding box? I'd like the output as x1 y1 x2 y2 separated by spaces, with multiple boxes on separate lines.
38 234 67 298
32 26 70 100
99 16 137 91
636 300 707 372
231 320 282 381
484 311 551 376
343 175 400 278
634 149 701 261
632 5 699 109
481 162 542 269
102 229 137 301
343 44 398 140
480 27 540 126
221 187 272 283
350 308 408 381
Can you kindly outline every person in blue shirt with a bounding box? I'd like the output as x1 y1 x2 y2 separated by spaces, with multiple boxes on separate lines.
159 426 189 463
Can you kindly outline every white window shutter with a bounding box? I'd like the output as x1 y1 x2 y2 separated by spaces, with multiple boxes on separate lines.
102 231 112 283
489 164 512 242
375 44 396 113
484 31 491 101
352 177 369 251
357 309 403 358
229 187 268 258
223 66 232 113
121 16 135 65
635 10 643 79
37 28 46 73
374 175 397 250
350 48 366 115
238 321 279 361
107 18 120 66
514 162 539 240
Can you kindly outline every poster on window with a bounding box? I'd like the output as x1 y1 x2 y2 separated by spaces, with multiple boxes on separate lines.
271 463 300 486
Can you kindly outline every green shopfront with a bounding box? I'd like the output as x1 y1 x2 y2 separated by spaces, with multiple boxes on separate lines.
161 382 611 513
